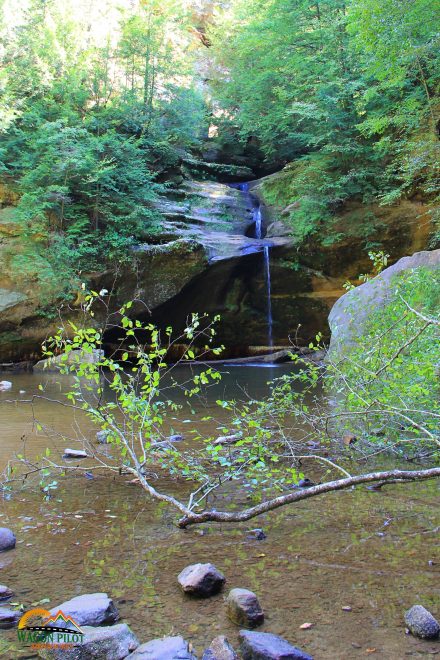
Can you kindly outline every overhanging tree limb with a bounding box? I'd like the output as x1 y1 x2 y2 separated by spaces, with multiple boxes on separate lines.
177 467 440 527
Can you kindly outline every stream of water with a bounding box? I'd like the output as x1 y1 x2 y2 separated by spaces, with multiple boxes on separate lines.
0 369 439 658
233 182 274 349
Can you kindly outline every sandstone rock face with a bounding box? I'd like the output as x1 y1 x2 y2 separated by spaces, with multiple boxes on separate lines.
177 563 225 597
202 635 238 660
226 588 264 628
328 249 440 358
239 631 314 660
127 635 196 660
0 176 434 363
0 528 16 552
48 593 119 627
38 623 139 659
404 605 440 640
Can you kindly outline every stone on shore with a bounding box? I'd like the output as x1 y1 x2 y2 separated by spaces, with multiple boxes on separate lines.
38 623 139 659
127 635 196 660
178 563 225 598
239 631 314 660
48 593 119 627
0 607 20 629
202 635 237 660
0 527 16 552
0 585 14 600
404 605 440 640
226 589 264 628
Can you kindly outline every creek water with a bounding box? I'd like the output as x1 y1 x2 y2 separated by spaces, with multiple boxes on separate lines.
0 368 439 659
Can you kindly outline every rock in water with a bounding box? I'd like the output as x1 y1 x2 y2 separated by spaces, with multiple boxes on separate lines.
96 430 111 444
48 593 119 627
0 607 20 629
0 380 12 391
168 434 184 442
63 448 88 459
0 585 13 600
0 528 16 552
226 588 264 628
38 623 139 659
178 563 225 597
247 529 267 541
404 605 440 639
239 631 314 660
202 635 238 660
127 635 196 660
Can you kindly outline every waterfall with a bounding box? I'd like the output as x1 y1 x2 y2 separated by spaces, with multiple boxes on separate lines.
230 182 274 350
263 245 273 349
253 198 273 349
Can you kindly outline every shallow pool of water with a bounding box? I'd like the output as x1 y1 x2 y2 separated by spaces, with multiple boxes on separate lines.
0 367 439 658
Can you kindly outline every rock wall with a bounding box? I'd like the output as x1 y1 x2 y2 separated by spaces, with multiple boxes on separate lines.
0 175 435 364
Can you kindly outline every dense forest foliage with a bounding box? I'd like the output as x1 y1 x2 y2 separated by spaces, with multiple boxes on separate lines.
0 0 208 280
0 0 439 284
210 0 440 242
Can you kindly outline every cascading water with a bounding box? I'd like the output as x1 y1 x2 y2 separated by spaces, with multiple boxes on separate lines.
234 183 273 349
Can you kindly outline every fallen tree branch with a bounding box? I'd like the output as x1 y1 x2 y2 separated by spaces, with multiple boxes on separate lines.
177 467 440 527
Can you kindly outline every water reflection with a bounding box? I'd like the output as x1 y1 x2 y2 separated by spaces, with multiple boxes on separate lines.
0 368 438 658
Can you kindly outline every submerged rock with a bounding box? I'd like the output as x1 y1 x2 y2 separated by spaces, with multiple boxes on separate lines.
202 635 237 660
247 529 267 541
48 593 119 627
0 606 20 629
404 605 440 640
96 430 111 444
178 563 225 598
226 588 264 628
127 635 196 660
0 527 16 552
239 631 313 660
38 623 139 659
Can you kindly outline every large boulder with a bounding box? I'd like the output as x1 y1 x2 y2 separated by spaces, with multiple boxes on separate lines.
177 563 225 598
239 631 313 660
48 593 119 627
0 528 16 552
404 605 440 640
127 635 196 660
328 249 440 357
38 623 139 659
226 589 264 628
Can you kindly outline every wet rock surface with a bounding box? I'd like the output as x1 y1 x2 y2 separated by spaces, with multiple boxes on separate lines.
48 593 119 627
239 631 314 660
38 623 139 659
0 606 20 629
404 605 440 640
127 635 196 660
226 588 264 628
202 635 238 660
178 563 225 598
0 527 16 552
0 584 14 600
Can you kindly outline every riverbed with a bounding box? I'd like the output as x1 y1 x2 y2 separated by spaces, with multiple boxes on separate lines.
0 367 439 658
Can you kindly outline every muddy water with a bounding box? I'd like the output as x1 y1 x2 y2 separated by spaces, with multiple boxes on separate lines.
0 368 439 659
